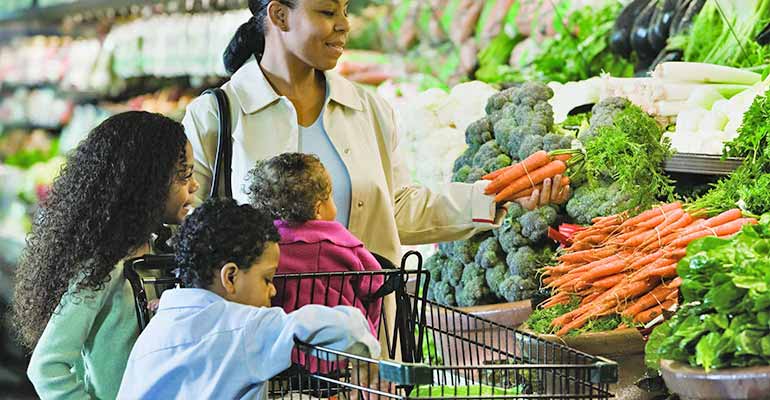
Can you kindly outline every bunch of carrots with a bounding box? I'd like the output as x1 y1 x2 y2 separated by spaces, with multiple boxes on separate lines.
539 202 756 336
483 150 571 202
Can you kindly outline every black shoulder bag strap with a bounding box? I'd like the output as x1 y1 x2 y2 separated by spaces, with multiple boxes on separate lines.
202 88 233 199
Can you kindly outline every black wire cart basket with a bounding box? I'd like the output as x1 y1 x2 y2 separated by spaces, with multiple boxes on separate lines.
267 251 619 400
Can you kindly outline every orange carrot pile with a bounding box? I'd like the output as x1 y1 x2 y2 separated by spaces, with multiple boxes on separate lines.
483 151 570 202
540 203 757 336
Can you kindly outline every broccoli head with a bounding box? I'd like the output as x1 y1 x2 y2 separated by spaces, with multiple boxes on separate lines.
542 132 573 152
430 280 457 306
517 134 544 161
506 246 538 279
465 167 487 183
497 274 537 303
451 233 490 265
423 252 447 284
495 203 531 252
452 165 472 183
456 263 492 307
465 117 494 146
472 141 504 169
516 82 554 104
445 258 465 287
579 97 630 144
437 241 455 258
566 183 633 225
452 144 480 173
482 153 512 173
518 205 558 242
474 236 505 269
485 90 512 115
485 263 508 299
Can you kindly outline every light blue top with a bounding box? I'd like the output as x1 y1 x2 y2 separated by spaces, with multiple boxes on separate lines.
299 87 352 228
117 288 380 400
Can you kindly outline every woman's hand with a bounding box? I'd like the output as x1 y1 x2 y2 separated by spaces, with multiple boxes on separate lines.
515 175 571 211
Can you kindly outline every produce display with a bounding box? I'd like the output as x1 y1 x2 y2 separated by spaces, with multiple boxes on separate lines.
645 216 770 372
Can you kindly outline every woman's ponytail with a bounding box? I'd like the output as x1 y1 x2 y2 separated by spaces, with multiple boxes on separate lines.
223 16 265 74
222 0 297 74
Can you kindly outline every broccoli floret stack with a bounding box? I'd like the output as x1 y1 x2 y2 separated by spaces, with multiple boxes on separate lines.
578 97 630 144
565 182 633 225
426 85 577 308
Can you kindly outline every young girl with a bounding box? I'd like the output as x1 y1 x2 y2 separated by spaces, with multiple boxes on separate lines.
13 111 199 399
248 153 383 334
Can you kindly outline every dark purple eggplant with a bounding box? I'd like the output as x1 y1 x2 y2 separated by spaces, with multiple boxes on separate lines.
631 1 658 62
609 0 651 58
649 48 683 71
649 0 679 51
668 0 692 36
647 1 666 54
671 0 705 35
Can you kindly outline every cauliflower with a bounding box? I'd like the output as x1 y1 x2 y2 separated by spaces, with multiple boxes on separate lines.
474 236 505 269
519 206 558 242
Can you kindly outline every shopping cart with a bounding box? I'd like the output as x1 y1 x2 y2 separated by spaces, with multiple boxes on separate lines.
268 251 619 400
124 254 180 330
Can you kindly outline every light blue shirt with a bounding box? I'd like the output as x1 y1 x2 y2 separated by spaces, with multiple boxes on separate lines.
117 289 380 399
299 88 352 228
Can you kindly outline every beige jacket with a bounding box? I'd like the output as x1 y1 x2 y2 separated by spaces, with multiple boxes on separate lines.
182 56 499 264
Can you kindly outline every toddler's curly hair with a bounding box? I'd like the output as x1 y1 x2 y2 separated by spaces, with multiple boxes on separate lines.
247 153 331 224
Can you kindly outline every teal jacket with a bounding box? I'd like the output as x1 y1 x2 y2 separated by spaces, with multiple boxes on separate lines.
28 261 139 399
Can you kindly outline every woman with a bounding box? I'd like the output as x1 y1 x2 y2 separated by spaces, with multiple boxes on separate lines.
183 0 569 264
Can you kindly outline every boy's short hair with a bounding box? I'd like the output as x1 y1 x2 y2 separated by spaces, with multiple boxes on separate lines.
247 153 331 224
174 198 280 288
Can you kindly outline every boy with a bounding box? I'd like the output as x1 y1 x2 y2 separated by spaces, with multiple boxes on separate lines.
118 198 380 399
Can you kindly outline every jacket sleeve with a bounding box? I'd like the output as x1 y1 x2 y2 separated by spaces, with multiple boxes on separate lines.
182 94 220 206
27 280 112 400
243 305 381 382
381 102 503 245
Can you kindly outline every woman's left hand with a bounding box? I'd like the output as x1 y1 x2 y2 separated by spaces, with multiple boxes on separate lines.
515 175 571 211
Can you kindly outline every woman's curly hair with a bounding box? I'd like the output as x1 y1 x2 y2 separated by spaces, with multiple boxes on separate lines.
13 111 187 348
174 198 280 288
247 153 331 224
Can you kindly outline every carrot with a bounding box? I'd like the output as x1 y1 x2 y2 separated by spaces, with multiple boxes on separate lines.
621 285 675 318
580 291 603 306
626 249 666 271
620 202 681 229
646 263 678 279
624 209 686 247
541 292 569 309
556 302 614 335
592 274 625 288
509 176 571 200
640 212 694 250
482 165 514 181
631 258 677 282
485 150 550 194
494 160 567 202
665 289 679 301
665 277 683 289
558 246 619 264
573 226 620 241
634 299 676 324
671 218 757 247
580 257 627 282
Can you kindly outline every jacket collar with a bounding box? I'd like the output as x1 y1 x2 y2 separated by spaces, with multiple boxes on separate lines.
229 56 364 114
275 220 363 248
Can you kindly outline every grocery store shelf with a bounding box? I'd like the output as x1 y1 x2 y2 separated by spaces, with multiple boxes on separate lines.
0 0 247 25
664 153 743 176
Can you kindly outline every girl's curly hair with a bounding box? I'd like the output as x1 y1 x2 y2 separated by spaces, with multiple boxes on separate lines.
173 198 280 288
12 111 187 348
247 153 331 224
